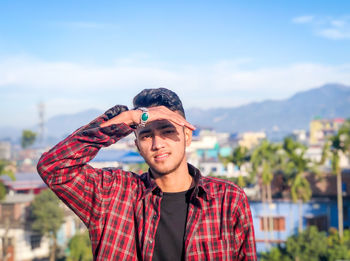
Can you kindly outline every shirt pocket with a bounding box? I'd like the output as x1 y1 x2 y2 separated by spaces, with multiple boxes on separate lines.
192 238 238 260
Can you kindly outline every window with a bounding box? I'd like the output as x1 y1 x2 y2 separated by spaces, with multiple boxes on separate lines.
344 206 348 222
30 234 42 249
306 215 328 232
260 216 285 231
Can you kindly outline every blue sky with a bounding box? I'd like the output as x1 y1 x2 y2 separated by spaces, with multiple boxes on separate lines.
1 0 350 128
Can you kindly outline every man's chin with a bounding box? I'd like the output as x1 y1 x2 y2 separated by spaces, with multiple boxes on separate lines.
149 166 173 177
146 155 185 178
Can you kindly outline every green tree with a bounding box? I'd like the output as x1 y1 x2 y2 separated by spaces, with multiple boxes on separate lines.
229 146 250 188
251 140 282 245
67 231 93 261
321 119 350 239
326 228 350 260
30 189 65 261
0 160 15 200
0 160 15 261
21 129 37 149
283 137 313 233
260 246 291 261
285 226 328 261
262 227 350 261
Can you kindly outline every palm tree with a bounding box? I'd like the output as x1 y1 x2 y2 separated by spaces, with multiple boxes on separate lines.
251 140 282 244
230 146 250 188
321 119 350 240
282 137 313 233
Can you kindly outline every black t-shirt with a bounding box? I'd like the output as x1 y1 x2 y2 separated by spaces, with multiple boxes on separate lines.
152 188 194 261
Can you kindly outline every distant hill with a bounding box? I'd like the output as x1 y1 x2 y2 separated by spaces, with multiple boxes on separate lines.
187 83 350 135
1 83 349 143
45 109 102 140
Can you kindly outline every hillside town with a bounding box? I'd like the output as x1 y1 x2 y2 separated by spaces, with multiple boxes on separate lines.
0 115 349 260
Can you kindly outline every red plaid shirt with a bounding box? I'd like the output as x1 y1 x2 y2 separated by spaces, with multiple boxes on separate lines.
37 106 257 261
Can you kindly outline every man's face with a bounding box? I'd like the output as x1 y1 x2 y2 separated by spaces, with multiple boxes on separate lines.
134 118 192 177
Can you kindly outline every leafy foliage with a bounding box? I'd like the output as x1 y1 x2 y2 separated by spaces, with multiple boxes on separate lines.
261 246 291 261
230 146 250 168
67 231 93 261
0 160 15 200
30 189 65 261
261 226 350 261
326 228 350 260
262 226 328 261
209 174 253 187
320 119 350 239
21 129 37 149
229 146 250 187
251 139 281 185
286 226 328 261
30 189 65 236
282 137 313 203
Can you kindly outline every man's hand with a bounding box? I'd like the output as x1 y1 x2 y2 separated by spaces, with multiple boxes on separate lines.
100 106 196 131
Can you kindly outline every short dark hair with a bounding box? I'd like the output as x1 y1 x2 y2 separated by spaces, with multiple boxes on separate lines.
133 88 186 118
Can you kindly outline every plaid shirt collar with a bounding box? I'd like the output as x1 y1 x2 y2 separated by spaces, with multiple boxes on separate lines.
139 163 216 202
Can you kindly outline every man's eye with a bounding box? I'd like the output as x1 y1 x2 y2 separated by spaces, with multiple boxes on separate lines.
164 130 175 134
141 134 152 139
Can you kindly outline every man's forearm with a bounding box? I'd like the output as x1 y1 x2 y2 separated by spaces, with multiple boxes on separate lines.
37 105 134 185
36 105 135 226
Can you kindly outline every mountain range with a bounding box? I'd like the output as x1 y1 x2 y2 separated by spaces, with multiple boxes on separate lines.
1 83 349 143
187 83 350 134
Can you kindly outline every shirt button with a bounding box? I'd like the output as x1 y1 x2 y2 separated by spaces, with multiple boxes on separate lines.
153 215 157 219
149 240 153 244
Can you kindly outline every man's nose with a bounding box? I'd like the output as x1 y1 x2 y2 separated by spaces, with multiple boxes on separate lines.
152 134 165 150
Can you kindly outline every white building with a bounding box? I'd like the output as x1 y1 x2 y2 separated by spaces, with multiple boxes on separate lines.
0 142 11 161
0 194 50 261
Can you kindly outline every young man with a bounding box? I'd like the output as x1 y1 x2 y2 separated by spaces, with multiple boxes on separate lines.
37 88 257 261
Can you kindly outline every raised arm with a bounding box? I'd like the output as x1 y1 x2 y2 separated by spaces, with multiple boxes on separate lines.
37 105 195 227
101 105 195 130
37 105 135 227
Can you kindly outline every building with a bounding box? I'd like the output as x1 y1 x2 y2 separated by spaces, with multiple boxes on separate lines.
309 118 345 145
0 142 11 161
238 132 266 150
0 172 83 261
0 193 50 261
90 149 145 172
1 172 47 195
252 168 350 253
250 198 344 253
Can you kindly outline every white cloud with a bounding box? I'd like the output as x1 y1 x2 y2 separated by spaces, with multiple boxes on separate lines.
293 15 350 40
1 56 350 127
318 28 350 39
0 56 179 91
292 15 314 24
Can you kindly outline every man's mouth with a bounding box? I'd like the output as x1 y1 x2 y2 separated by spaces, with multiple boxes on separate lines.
154 153 169 161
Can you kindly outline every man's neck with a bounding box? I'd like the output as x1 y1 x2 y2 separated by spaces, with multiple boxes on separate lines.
152 163 193 193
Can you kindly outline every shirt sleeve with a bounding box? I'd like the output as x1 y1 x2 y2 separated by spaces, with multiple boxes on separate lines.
37 105 135 227
234 191 257 261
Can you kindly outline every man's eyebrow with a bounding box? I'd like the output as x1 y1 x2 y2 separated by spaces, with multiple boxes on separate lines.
158 123 176 130
138 128 152 136
138 123 175 136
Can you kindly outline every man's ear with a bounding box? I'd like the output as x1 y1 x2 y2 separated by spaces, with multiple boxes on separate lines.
184 128 192 147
